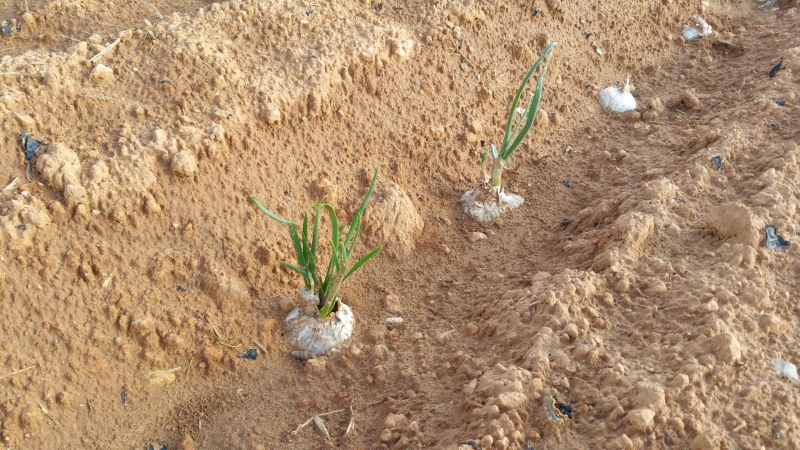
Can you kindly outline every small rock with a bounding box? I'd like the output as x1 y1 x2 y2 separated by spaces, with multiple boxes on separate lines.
265 105 281 125
468 231 487 243
496 391 528 409
689 432 718 450
63 184 87 208
56 392 73 406
383 294 402 314
480 435 494 449
391 38 415 58
171 150 198 177
626 408 655 430
463 378 477 395
19 404 42 431
259 318 277 334
633 382 666 412
611 434 635 450
21 207 51 228
304 357 326 375
310 178 337 203
143 194 162 215
150 372 176 388
21 12 35 25
177 434 197 450
129 316 154 337
383 413 407 429
276 295 294 312
89 64 115 85
202 346 224 364
710 332 742 364
679 90 700 109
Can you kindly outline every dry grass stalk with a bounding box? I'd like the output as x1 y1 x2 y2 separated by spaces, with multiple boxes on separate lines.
89 38 121 63
0 365 35 380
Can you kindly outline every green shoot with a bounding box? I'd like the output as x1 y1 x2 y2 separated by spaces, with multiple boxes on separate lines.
489 42 557 189
251 169 383 318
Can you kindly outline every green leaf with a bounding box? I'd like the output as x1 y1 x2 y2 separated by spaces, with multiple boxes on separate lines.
501 42 557 151
491 144 498 160
250 195 294 225
280 260 309 284
343 246 382 282
503 48 554 160
344 168 378 250
309 206 322 290
288 224 307 273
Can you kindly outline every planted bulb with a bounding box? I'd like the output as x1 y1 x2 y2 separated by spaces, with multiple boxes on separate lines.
598 75 637 113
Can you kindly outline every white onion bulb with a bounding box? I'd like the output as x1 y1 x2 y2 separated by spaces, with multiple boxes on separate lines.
598 75 637 113
682 15 712 40
284 289 354 359
460 187 524 222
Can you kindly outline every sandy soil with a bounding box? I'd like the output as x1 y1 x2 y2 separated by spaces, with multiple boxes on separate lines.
1 0 800 448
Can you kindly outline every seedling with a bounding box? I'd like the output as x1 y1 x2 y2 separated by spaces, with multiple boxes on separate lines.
250 168 382 318
462 42 557 222
488 41 556 189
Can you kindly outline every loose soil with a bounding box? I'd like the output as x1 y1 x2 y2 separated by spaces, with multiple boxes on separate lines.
1 0 800 449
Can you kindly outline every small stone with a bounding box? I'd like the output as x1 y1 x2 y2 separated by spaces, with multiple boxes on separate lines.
276 295 294 312
383 294 402 314
626 408 655 430
310 178 337 203
265 105 281 125
21 207 51 228
463 378 477 395
379 428 394 443
480 435 494 449
710 332 742 364
689 432 718 450
526 429 541 441
19 404 42 431
89 64 115 85
21 12 35 25
56 392 73 406
304 357 326 375
14 113 36 129
383 413 407 429
465 322 479 335
129 316 154 337
468 231 487 243
177 434 197 450
633 382 666 412
679 90 700 109
202 346 224 364
150 372 176 388
259 318 277 334
496 391 528 409
143 195 162 215
611 434 635 450
391 38 414 58
171 150 198 177
63 184 87 208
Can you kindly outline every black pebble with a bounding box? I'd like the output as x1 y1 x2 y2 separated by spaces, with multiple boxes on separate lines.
775 98 786 106
240 349 258 360
557 402 574 419
769 61 783 77
561 219 571 227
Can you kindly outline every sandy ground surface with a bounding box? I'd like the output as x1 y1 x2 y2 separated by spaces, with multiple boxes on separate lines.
1 0 800 448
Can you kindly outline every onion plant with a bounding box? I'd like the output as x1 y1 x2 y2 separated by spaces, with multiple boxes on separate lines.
251 169 382 317
484 42 557 189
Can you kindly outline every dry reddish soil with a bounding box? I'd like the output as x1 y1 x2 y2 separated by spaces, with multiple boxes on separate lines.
2 0 800 449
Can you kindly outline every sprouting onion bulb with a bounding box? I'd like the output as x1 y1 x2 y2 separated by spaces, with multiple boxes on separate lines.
682 15 712 40
598 75 636 113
